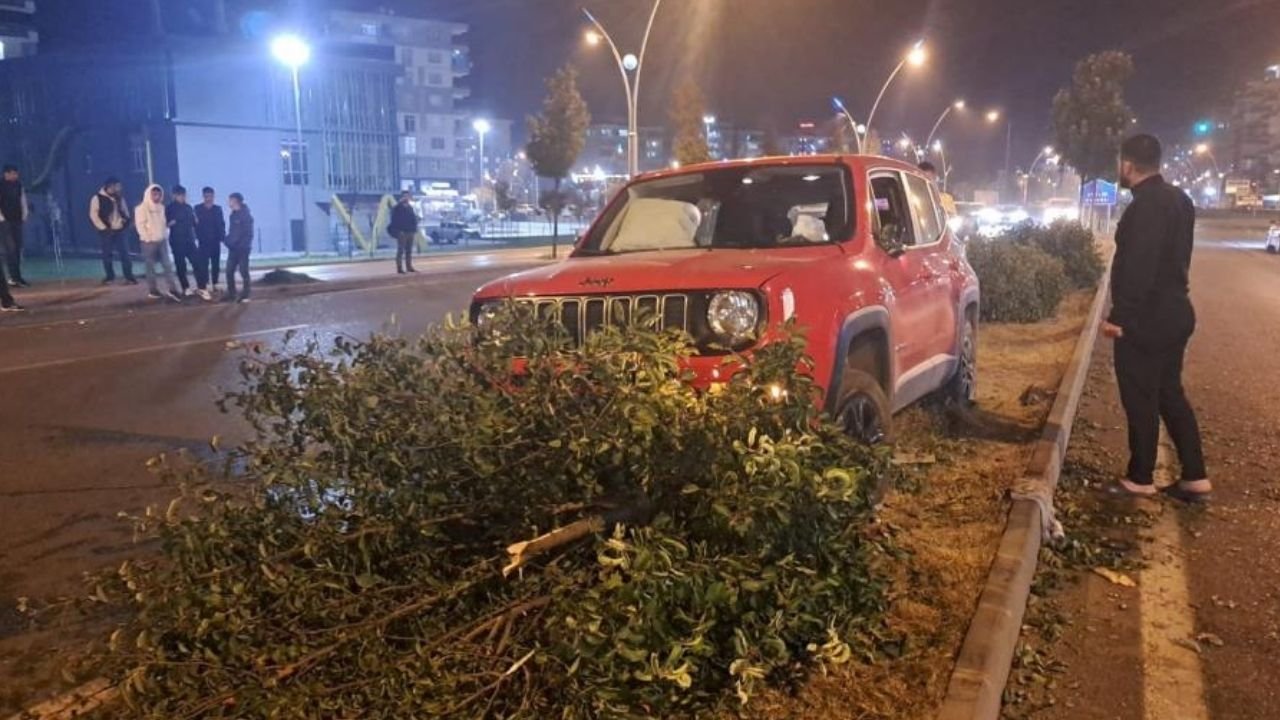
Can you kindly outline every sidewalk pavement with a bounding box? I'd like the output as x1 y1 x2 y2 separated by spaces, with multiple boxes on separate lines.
3 243 557 318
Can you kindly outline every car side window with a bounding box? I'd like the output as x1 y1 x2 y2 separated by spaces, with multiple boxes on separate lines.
870 174 917 247
905 173 942 245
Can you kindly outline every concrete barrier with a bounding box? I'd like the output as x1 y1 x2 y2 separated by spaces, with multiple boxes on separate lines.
935 247 1114 720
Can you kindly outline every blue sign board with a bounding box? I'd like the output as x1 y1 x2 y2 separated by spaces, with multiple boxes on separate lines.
1081 179 1118 207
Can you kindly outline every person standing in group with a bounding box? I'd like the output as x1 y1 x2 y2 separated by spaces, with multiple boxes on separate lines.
135 184 183 302
90 177 136 285
194 186 226 296
1102 134 1209 502
389 190 419 274
0 165 30 287
166 185 208 300
224 192 253 304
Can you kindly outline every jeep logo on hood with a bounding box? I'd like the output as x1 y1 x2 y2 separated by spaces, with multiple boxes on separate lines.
578 276 614 288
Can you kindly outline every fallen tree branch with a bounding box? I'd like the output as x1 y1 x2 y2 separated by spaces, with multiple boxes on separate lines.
503 517 604 577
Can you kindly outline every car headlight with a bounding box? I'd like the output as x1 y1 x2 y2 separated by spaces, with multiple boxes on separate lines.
707 291 760 345
473 300 501 328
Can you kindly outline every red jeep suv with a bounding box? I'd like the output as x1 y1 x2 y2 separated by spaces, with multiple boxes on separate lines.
471 155 979 443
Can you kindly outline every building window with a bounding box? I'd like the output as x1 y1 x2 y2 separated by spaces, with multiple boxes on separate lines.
418 67 426 85
281 139 309 186
430 137 446 150
129 135 146 174
455 138 468 152
403 157 417 176
427 72 444 86
428 94 444 108
403 136 417 155
403 114 417 133
361 23 378 36
427 50 443 63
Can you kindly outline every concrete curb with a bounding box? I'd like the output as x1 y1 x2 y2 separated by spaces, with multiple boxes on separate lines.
935 248 1114 720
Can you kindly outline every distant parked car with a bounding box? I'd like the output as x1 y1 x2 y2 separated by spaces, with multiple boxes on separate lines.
427 221 482 245
948 201 986 240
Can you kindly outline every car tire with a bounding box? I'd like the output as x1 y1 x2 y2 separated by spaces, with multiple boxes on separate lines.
945 316 978 407
834 369 892 447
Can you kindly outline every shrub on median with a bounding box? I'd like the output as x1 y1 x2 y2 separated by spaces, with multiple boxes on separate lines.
71 310 895 719
1005 220 1103 289
967 239 1068 323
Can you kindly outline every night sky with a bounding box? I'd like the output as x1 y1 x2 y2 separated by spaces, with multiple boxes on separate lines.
39 0 1280 182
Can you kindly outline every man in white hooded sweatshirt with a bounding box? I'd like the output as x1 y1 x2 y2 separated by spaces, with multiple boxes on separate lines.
135 184 183 302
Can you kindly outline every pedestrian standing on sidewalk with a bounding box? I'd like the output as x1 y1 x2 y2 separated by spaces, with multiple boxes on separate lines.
166 185 207 299
0 165 30 287
90 178 137 285
1103 134 1209 502
194 186 226 296
389 190 419 274
135 184 183 303
224 192 253 304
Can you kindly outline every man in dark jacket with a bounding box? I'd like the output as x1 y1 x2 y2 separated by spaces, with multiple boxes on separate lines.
1103 134 1208 501
194 186 226 295
224 192 253 303
0 164 29 287
166 185 206 299
89 177 136 285
388 191 419 274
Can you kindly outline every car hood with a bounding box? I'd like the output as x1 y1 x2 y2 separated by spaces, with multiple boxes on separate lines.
474 246 845 298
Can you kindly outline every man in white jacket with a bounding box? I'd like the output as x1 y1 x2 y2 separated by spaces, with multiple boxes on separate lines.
135 184 182 302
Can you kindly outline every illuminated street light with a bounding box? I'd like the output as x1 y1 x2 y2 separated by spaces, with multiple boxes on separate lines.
831 96 865 153
473 118 491 222
985 109 1013 196
1024 145 1057 204
924 98 966 149
864 40 927 141
583 1 664 177
271 33 311 252
986 110 1001 123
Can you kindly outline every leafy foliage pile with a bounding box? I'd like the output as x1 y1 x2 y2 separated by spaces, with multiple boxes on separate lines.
1005 220 1104 290
967 237 1067 323
80 310 893 719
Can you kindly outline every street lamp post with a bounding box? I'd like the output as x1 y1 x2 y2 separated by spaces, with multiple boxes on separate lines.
1194 143 1224 208
1023 145 1055 205
272 34 311 253
924 99 964 150
986 109 1013 199
831 97 864 154
932 140 950 191
864 40 926 142
583 0 663 177
473 118 491 231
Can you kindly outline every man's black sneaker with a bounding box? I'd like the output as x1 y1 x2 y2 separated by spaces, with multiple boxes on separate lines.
237 296 251 304
1 303 26 312
15 279 29 288
147 290 163 299
102 278 115 285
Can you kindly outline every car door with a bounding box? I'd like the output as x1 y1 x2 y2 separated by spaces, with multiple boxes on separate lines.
868 171 932 383
903 172 958 364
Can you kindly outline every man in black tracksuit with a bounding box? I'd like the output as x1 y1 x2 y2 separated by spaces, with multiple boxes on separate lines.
166 185 204 298
388 190 419 274
224 192 253 303
0 164 29 287
1103 134 1209 501
194 186 226 295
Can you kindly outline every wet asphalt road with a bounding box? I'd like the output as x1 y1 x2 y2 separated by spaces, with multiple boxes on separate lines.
0 253 545 600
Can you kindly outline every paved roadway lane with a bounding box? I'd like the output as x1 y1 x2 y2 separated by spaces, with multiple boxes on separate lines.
0 256 543 600
1037 217 1280 720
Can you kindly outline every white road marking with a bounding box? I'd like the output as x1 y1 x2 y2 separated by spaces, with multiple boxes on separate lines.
1140 435 1210 720
0 324 310 375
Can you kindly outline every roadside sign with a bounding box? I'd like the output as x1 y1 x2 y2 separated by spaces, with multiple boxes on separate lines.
1081 179 1118 206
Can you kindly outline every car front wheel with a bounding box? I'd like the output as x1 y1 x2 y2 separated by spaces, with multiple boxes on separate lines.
835 369 892 446
945 316 977 407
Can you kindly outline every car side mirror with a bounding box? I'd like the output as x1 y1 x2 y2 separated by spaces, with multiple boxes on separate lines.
876 223 907 257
